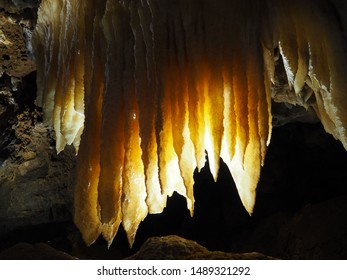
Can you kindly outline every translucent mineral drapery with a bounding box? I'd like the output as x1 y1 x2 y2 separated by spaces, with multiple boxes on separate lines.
33 0 347 246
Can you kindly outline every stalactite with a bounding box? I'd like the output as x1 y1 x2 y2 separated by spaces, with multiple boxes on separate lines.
33 0 347 246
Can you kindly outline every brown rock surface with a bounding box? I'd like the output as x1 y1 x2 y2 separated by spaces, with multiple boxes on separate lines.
127 235 274 260
0 0 75 241
0 108 76 238
0 242 76 259
0 10 36 77
0 0 40 14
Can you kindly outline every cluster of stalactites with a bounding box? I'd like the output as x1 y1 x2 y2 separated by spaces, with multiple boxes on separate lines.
270 0 347 150
33 0 85 154
33 0 347 247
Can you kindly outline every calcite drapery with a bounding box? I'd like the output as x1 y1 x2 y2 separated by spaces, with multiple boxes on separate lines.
33 0 347 246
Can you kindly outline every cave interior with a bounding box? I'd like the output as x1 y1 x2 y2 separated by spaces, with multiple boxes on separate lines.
0 0 347 260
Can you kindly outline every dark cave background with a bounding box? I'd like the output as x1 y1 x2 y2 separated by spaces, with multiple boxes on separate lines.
124 120 347 259
1 0 347 260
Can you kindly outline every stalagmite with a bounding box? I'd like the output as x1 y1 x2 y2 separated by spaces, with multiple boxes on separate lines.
33 0 347 246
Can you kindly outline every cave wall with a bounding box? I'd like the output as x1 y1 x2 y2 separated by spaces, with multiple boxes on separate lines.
0 0 347 259
0 0 76 241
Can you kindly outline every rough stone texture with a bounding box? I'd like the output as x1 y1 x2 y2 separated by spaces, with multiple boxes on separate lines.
0 242 76 259
127 235 274 260
0 10 36 77
0 0 40 14
0 107 76 239
0 0 346 261
0 0 76 242
270 45 319 127
0 77 16 132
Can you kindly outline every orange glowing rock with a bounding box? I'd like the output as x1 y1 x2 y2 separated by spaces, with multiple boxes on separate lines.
33 0 347 246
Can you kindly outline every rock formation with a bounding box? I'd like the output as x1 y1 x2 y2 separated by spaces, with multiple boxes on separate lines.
33 0 347 247
1 0 347 260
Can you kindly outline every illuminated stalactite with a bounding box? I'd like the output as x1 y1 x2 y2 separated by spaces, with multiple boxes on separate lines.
33 0 347 246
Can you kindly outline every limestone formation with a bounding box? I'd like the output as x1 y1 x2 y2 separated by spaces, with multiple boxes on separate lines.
32 0 347 247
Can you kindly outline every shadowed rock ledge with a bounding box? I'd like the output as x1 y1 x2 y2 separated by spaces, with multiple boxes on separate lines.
0 235 274 260
126 235 275 260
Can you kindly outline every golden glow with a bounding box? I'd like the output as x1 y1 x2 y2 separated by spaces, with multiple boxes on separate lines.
33 0 347 246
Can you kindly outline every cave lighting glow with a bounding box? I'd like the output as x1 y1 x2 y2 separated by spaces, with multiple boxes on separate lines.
33 0 347 246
